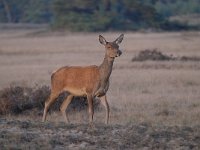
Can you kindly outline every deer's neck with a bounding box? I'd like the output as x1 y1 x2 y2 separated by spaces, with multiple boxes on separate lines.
99 55 114 83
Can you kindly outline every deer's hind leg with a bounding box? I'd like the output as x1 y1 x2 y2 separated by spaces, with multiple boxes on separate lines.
42 90 60 122
60 94 73 123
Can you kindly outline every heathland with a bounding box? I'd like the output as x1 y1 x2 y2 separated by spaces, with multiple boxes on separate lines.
0 28 200 149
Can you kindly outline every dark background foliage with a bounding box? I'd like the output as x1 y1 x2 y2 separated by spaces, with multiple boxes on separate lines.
0 0 200 31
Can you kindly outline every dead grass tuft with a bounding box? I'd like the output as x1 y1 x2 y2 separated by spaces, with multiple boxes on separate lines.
180 56 200 61
0 86 49 115
132 49 200 62
132 49 174 61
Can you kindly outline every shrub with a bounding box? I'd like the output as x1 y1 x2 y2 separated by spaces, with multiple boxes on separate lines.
0 86 33 114
132 49 200 62
132 49 174 61
180 56 200 61
0 85 100 115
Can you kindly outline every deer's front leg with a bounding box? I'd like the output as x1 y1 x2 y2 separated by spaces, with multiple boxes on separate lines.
100 95 110 124
87 94 94 124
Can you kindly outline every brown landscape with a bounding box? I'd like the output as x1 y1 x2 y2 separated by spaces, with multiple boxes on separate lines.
0 28 200 149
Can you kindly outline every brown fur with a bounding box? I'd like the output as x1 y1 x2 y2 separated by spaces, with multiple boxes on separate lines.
42 34 124 124
51 66 100 96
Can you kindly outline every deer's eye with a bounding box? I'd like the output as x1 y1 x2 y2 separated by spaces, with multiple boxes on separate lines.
107 46 111 49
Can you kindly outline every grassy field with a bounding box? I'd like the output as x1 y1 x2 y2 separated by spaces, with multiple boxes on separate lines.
0 28 200 149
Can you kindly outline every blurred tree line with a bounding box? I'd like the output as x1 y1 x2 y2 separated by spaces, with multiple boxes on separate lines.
0 0 52 23
0 0 200 31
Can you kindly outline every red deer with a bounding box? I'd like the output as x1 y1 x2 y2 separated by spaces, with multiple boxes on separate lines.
42 34 124 124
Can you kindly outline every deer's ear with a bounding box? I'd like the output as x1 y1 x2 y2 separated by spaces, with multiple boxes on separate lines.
115 34 124 44
99 35 107 45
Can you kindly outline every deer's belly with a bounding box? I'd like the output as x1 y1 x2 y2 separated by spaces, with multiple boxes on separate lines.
64 87 86 96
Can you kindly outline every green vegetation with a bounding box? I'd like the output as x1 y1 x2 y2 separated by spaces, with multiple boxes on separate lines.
0 0 200 31
52 0 163 31
0 0 52 23
155 0 200 17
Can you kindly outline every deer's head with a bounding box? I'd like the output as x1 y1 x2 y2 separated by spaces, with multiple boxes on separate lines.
99 34 124 59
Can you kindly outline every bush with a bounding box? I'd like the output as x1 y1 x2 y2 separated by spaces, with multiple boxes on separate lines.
180 56 200 62
132 49 174 61
0 86 34 114
132 49 200 62
0 85 100 115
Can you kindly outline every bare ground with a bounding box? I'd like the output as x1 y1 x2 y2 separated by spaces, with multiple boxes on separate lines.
0 118 199 150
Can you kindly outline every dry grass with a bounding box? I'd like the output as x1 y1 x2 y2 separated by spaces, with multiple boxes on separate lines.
0 29 200 126
0 118 199 149
0 85 100 117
